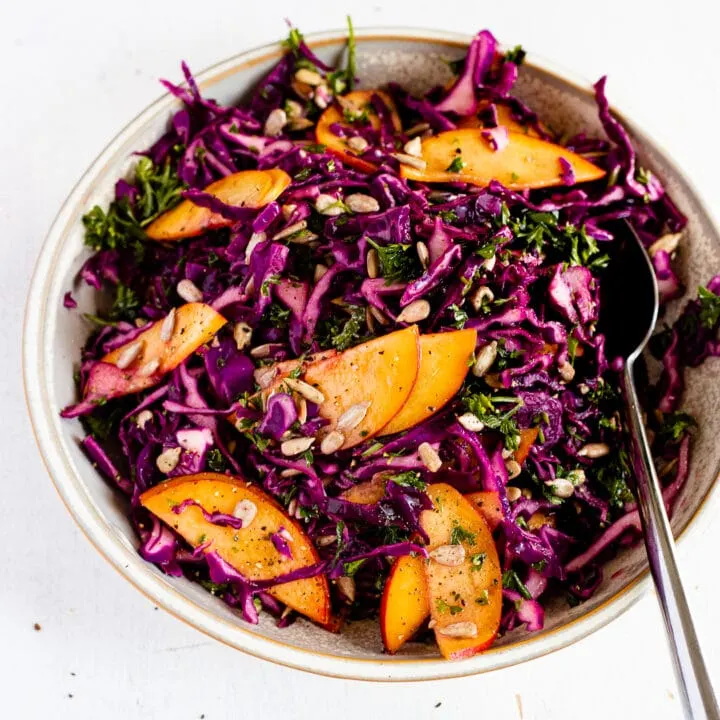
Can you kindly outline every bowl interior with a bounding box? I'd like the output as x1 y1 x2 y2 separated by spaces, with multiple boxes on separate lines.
26 30 720 680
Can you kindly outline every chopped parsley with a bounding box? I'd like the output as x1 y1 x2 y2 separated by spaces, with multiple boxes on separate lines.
504 45 526 65
438 209 458 223
436 598 463 615
463 391 523 451
593 447 635 509
470 552 487 571
657 411 697 446
318 305 367 352
446 156 466 173
449 304 468 329
206 448 228 473
367 238 422 284
267 302 291 328
502 569 532 600
450 522 477 546
108 283 140 322
388 470 426 491
343 559 365 577
698 285 720 329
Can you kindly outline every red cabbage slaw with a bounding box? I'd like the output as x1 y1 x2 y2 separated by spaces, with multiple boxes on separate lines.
61 24 720 646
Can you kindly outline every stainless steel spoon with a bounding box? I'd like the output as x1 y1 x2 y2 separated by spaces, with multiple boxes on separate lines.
601 221 718 719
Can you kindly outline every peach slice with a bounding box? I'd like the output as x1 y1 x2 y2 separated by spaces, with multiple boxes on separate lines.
380 554 430 654
514 427 539 466
316 90 402 173
421 483 502 659
465 491 503 531
297 326 421 449
400 128 605 190
380 329 477 436
140 472 330 624
85 303 226 402
146 169 291 241
456 103 544 138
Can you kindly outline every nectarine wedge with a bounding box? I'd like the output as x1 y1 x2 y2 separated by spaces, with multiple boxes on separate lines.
514 427 539 466
85 303 226 402
456 103 544 138
146 169 291 240
400 128 605 190
380 554 430 654
380 329 477 436
465 491 503 531
421 483 502 659
296 326 421 449
140 473 330 624
316 90 402 173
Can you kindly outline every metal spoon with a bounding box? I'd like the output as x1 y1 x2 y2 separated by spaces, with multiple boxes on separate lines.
601 221 718 719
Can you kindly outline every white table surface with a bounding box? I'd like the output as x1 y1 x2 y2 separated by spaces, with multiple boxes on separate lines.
2 1 719 717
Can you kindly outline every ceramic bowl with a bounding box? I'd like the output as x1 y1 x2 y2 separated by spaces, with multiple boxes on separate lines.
23 27 720 681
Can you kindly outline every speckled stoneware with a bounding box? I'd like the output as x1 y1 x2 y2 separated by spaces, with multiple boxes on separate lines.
24 28 720 681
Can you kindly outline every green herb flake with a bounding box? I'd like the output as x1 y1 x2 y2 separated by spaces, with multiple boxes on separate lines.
389 470 426 491
446 156 466 173
367 238 422 285
698 285 720 329
502 569 532 600
470 552 486 571
450 522 477 546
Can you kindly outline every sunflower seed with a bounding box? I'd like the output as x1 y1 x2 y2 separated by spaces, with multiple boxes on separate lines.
159 308 176 342
230 499 257 528
176 279 203 303
273 220 307 241
419 442 442 472
577 442 610 459
336 576 356 602
294 68 324 86
566 469 586 486
416 241 430 269
369 306 389 326
281 204 296 220
545 478 575 499
287 498 299 517
649 232 682 257
135 318 148 328
505 459 522 479
233 322 253 351
314 263 329 283
288 231 319 245
438 622 477 639
558 361 575 383
403 137 423 157
115 341 143 370
254 366 278 389
284 99 304 119
347 136 368 153
156 447 182 474
457 412 485 432
280 468 302 479
366 248 380 279
392 152 427 171
316 534 337 547
283 377 325 405
472 341 498 377
405 122 431 137
365 306 376 333
337 402 371 431
482 254 497 272
135 410 153 429
429 544 465 567
469 285 494 312
501 447 514 459
397 299 431 324
345 194 380 213
264 108 287 137
138 358 160 377
281 436 315 456
250 344 273 359
288 117 315 131
506 486 522 503
315 194 345 216
291 79 312 100
320 430 345 455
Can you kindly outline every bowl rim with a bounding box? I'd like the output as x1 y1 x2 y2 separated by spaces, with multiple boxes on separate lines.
23 25 720 682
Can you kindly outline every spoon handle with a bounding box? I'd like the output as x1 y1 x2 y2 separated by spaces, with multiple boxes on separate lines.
622 364 719 719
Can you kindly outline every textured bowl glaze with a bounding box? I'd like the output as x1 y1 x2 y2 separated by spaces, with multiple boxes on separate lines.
23 28 720 681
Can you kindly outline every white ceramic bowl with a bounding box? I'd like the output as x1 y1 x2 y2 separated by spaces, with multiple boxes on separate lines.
24 27 720 681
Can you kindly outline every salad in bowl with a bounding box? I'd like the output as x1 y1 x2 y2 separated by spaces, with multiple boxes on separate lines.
58 21 720 661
